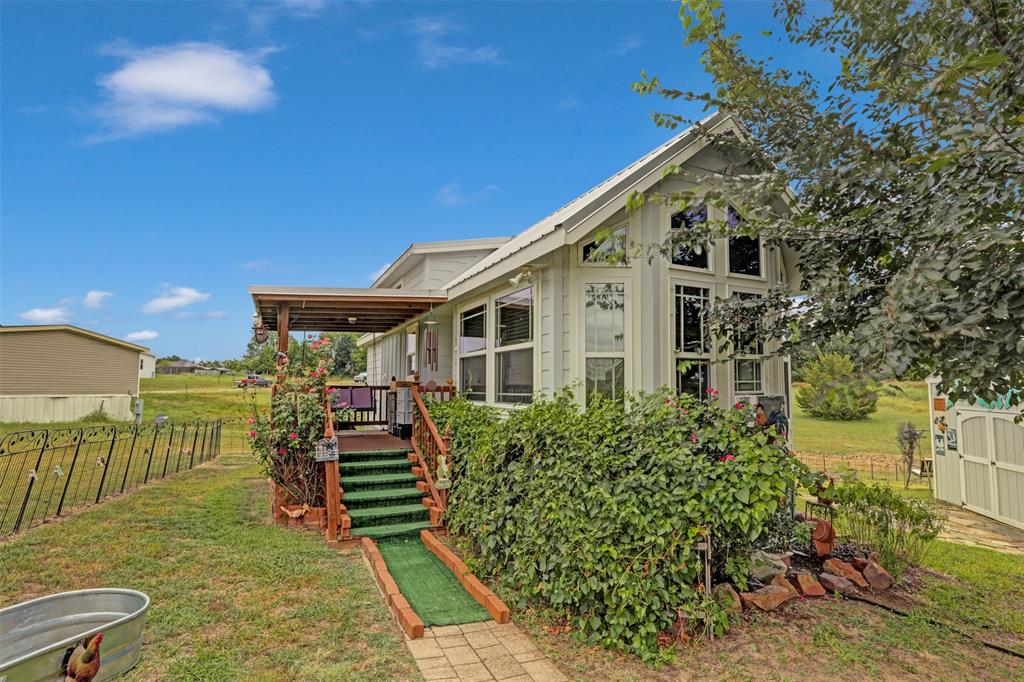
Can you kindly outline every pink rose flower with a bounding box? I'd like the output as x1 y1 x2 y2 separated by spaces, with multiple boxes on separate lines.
278 447 286 455
246 417 255 425
327 387 337 394
289 432 298 440
690 433 699 443
734 401 745 409
248 430 257 438
340 401 348 408
719 454 735 462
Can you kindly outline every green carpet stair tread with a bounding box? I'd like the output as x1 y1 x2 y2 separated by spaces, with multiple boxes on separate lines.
348 503 429 527
351 520 431 539
378 538 490 626
342 487 426 507
339 449 412 462
340 458 412 475
342 473 420 491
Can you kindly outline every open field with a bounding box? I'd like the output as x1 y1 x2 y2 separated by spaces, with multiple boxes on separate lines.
792 381 931 459
0 454 418 681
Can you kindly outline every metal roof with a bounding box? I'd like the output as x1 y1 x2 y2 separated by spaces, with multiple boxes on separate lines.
444 111 728 293
248 285 447 333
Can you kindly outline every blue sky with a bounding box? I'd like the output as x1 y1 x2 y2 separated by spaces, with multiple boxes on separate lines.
1 0 818 360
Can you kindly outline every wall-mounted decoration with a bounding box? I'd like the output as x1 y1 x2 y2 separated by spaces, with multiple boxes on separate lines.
933 415 947 433
933 433 945 456
932 397 946 412
946 428 958 451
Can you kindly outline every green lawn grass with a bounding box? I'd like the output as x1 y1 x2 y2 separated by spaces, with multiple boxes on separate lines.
141 374 245 392
792 381 931 458
0 454 419 681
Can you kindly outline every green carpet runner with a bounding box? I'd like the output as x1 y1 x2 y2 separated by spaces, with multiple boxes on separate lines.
378 537 490 626
341 445 489 625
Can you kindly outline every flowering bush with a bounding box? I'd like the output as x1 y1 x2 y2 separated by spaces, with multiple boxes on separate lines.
245 335 337 507
429 388 815 661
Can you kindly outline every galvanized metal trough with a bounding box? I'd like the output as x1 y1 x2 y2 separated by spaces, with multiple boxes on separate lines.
0 589 149 682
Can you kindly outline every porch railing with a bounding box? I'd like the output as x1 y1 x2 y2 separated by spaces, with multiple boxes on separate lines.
333 385 390 428
411 385 453 511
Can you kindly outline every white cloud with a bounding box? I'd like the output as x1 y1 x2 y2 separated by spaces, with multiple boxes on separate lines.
83 290 113 309
609 33 644 56
91 42 276 141
202 310 227 319
435 182 498 207
558 95 579 110
409 17 501 69
142 286 211 313
19 307 71 324
125 329 159 341
370 262 392 283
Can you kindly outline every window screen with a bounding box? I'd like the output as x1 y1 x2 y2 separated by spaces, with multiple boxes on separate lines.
460 355 486 402
495 287 533 347
496 349 533 403
459 305 486 354
584 283 625 352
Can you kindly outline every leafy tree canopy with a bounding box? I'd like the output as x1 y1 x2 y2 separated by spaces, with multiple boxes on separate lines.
634 0 1023 407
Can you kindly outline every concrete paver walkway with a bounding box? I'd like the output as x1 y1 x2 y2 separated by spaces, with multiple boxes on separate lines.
406 620 567 681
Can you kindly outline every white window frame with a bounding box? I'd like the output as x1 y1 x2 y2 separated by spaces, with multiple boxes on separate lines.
579 278 630 404
672 283 713 398
729 286 766 395
406 324 418 377
579 221 630 268
456 301 488 402
668 203 714 274
453 284 539 407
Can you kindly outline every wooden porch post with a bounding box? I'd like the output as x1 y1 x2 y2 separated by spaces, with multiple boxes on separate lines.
323 400 341 543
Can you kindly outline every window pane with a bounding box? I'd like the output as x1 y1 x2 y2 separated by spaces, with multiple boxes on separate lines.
734 359 763 394
585 283 625 352
727 208 760 276
496 349 533 404
582 224 628 264
676 360 710 397
496 287 533 347
675 286 708 353
459 305 486 354
671 205 709 268
586 358 625 405
460 355 486 402
734 292 764 355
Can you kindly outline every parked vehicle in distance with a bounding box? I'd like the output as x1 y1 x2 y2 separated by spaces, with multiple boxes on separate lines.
235 374 272 388
353 371 368 383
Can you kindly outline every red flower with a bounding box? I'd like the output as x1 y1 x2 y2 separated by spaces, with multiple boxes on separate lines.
734 401 745 409
327 387 337 394
248 430 257 438
278 447 286 455
719 454 736 462
288 432 298 440
246 417 255 425
690 433 699 444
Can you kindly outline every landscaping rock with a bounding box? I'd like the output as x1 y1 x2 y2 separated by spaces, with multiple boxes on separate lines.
823 558 869 589
851 556 869 571
713 583 742 614
770 574 799 598
811 519 836 557
862 559 894 591
749 550 788 581
791 572 827 597
819 572 858 597
740 584 797 611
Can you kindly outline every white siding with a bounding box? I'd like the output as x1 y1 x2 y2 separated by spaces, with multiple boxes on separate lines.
425 251 498 290
0 395 133 422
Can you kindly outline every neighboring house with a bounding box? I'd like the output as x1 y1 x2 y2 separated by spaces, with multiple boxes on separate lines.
927 381 1024 530
140 352 157 379
250 112 799 417
157 360 226 375
0 325 148 422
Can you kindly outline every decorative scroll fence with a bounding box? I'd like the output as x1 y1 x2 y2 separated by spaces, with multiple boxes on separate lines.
0 419 251 537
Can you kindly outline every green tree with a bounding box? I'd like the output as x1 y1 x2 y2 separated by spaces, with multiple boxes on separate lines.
796 352 879 420
634 0 1023 408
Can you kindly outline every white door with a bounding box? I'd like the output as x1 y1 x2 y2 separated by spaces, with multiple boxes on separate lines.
957 409 1024 530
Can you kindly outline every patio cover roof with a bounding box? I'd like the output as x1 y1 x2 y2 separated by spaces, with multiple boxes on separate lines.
249 285 447 333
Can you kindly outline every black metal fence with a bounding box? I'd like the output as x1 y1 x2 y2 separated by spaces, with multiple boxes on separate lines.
0 419 251 537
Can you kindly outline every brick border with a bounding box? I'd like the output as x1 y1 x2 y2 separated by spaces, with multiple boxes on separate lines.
421 530 511 624
360 536 426 639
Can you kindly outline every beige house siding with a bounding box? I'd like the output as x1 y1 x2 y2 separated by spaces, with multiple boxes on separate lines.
0 329 141 397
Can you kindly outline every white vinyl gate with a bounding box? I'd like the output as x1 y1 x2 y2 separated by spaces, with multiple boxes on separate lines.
957 409 1024 530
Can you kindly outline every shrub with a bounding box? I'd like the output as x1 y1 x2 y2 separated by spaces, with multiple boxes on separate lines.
831 480 943 578
796 352 879 420
896 421 924 489
429 389 813 661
